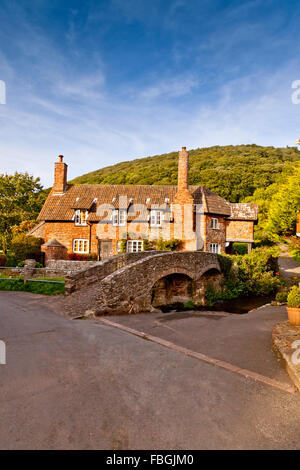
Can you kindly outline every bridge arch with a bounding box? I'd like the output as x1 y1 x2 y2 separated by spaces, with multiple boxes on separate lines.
65 251 223 315
151 271 194 309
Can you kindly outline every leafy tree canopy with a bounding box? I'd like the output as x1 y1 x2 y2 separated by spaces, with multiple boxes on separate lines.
0 172 46 251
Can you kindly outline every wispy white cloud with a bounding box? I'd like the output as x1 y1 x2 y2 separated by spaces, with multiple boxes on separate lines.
138 75 198 99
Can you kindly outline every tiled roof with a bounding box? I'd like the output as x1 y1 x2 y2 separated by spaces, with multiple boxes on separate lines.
43 238 65 247
37 184 251 221
229 203 258 220
201 187 231 216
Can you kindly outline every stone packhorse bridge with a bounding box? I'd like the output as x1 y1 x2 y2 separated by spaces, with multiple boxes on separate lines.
64 251 222 315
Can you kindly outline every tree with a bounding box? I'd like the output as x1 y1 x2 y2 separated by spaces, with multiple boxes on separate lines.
0 173 46 252
266 163 300 236
10 234 43 263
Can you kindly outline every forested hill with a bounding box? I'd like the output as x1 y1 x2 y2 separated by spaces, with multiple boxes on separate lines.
70 144 300 203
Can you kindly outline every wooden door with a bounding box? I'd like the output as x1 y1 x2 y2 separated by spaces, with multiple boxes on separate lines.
100 240 113 259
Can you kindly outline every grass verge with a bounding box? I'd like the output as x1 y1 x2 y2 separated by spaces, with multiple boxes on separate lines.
0 278 65 295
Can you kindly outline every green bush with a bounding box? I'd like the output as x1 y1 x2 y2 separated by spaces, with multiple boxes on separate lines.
184 300 195 310
143 239 155 251
5 253 18 267
10 234 43 263
275 291 288 303
219 279 248 300
17 260 43 268
205 284 218 307
233 246 281 295
156 238 182 251
119 239 127 254
217 254 233 278
287 286 300 308
232 242 248 255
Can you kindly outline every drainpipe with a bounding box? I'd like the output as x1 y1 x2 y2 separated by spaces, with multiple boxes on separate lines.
88 222 92 254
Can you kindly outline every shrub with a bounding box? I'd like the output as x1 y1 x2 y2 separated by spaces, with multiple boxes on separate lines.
5 253 18 267
119 239 127 254
205 284 218 307
287 285 300 308
184 300 195 310
10 234 43 263
143 239 155 251
156 238 182 251
0 254 6 266
17 260 43 268
217 254 233 278
275 291 288 303
233 246 281 295
232 242 248 255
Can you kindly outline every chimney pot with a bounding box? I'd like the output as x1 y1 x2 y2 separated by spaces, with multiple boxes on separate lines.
177 146 189 192
53 156 68 193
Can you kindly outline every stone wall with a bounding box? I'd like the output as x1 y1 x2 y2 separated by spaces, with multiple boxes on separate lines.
65 251 160 294
225 220 254 242
46 259 101 271
203 215 226 252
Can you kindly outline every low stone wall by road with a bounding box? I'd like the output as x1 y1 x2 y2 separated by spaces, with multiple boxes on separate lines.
272 321 300 392
46 259 101 270
65 252 159 294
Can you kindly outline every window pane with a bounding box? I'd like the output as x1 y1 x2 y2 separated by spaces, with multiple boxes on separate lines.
73 239 89 253
119 210 126 225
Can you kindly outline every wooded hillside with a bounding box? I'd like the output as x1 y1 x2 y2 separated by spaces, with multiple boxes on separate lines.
70 144 300 204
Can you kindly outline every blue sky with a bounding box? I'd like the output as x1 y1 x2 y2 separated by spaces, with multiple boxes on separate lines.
1 0 300 186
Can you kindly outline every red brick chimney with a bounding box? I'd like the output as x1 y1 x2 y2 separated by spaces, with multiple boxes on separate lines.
175 147 193 203
53 155 68 194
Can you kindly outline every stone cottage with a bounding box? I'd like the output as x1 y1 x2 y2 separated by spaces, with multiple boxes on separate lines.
30 148 258 260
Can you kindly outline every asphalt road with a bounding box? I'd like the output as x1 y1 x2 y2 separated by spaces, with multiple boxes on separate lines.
0 291 300 450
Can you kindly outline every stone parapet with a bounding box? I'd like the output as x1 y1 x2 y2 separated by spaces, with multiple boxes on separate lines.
272 320 300 392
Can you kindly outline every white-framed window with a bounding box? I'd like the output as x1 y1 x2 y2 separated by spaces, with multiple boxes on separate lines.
127 240 144 253
211 218 218 229
150 210 163 227
74 210 88 226
112 209 127 226
210 243 220 254
73 239 89 254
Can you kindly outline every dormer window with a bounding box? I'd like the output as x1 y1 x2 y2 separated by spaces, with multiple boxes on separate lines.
74 210 88 226
150 210 163 227
112 209 127 226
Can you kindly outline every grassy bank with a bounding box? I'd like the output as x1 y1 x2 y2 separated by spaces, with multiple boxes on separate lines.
0 278 65 295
